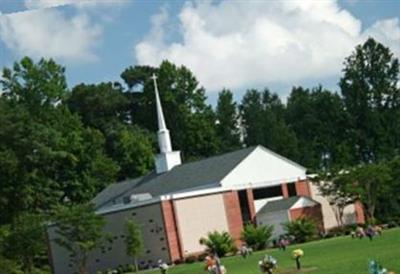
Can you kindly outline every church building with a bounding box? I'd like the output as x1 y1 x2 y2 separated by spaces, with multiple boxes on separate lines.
47 75 364 274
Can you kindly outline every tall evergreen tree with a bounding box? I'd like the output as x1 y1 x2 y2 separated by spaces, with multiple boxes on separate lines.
215 89 241 152
339 38 400 163
240 89 265 146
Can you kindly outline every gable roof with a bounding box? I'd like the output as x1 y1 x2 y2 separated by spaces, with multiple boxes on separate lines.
93 146 257 208
257 196 301 214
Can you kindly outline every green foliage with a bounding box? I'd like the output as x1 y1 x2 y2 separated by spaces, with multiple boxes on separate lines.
105 124 154 180
334 162 392 222
67 82 130 130
215 89 242 152
52 203 106 274
199 231 236 257
240 224 273 251
283 218 317 243
121 61 219 160
0 256 23 274
125 219 143 272
3 213 45 274
240 89 298 160
339 38 400 163
0 58 119 224
285 86 349 170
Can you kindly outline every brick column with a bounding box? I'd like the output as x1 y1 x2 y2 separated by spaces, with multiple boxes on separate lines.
246 189 256 223
281 183 289 198
161 200 182 262
295 179 311 197
223 191 244 247
354 200 365 224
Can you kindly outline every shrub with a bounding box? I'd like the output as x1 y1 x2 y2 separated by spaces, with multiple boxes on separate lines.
283 218 317 243
185 255 197 264
0 256 23 274
241 224 273 250
197 253 208 262
199 231 236 257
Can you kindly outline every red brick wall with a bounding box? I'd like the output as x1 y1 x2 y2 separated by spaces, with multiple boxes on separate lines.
295 180 311 197
354 200 365 224
161 200 182 262
281 183 289 198
289 204 324 231
246 189 256 222
223 191 244 247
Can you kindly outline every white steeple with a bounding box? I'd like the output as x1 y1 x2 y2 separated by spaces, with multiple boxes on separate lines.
151 74 181 174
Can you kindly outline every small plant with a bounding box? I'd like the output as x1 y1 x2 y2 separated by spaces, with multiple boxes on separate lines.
258 254 277 274
283 218 317 243
125 219 143 273
241 224 274 251
292 249 304 270
199 231 236 257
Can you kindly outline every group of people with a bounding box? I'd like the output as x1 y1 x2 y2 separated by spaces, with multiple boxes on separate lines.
351 225 382 240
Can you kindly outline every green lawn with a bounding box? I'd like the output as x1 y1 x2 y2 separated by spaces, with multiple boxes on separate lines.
148 228 400 274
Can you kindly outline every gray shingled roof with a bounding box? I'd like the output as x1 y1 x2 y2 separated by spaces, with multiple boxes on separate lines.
257 196 302 214
93 146 257 209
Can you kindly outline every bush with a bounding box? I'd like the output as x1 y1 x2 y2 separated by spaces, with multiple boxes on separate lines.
0 256 23 274
199 231 236 257
283 218 317 243
241 224 273 250
197 253 208 262
185 255 197 264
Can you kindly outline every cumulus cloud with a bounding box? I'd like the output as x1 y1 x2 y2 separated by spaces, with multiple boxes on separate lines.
0 0 126 62
135 0 400 91
24 0 125 10
0 8 102 62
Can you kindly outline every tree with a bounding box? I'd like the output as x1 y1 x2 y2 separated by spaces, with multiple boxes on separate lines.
199 231 236 257
52 204 106 274
339 38 400 163
337 163 392 222
0 58 119 223
241 224 273 251
4 214 45 274
286 86 349 170
105 124 154 180
67 82 130 130
240 89 265 146
240 89 298 160
125 219 143 272
283 218 317 243
313 172 355 227
215 89 242 152
121 61 220 160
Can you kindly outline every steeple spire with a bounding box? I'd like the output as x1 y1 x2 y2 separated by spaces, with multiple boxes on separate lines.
151 74 167 131
151 73 181 173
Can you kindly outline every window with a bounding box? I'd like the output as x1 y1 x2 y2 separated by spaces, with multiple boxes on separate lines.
253 185 282 200
287 183 297 197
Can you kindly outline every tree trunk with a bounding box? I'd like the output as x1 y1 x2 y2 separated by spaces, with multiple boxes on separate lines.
134 258 139 273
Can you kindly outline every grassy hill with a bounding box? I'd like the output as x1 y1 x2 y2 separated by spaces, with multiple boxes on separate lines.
148 228 400 274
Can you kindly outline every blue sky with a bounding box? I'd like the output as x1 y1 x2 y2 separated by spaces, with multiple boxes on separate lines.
0 0 399 104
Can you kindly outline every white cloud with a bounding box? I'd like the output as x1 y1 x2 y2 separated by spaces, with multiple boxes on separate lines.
24 0 125 10
0 0 127 62
0 9 102 62
135 0 400 92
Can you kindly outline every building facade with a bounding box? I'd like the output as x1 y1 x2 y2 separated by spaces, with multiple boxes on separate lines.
47 75 364 274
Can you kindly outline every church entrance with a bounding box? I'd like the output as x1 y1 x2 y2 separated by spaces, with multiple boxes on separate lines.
238 190 252 224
